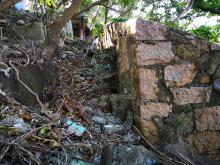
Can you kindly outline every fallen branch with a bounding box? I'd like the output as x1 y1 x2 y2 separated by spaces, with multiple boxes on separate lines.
10 46 30 67
9 60 45 111
17 123 57 142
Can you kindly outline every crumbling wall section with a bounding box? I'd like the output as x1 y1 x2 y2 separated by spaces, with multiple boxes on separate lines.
99 18 220 160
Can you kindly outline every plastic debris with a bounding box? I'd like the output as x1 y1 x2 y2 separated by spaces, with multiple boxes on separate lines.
0 115 31 133
64 118 86 136
103 124 124 134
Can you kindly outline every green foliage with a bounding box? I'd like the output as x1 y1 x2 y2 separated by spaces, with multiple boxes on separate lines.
92 22 104 36
193 0 220 14
80 0 93 9
39 0 56 8
191 25 220 42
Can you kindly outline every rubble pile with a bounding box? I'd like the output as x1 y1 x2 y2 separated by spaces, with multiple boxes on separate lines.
0 13 218 165
0 15 161 165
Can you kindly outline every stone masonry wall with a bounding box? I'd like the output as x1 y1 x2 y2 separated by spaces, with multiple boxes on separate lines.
99 18 220 161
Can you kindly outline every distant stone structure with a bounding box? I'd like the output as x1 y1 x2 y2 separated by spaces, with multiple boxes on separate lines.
71 14 90 40
99 18 220 162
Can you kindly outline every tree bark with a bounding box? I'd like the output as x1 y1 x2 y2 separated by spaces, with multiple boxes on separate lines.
0 0 21 11
42 0 83 60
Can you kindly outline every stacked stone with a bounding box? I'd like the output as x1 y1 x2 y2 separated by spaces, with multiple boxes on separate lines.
99 18 220 160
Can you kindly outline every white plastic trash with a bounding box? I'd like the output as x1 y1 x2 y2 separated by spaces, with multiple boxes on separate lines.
65 119 86 137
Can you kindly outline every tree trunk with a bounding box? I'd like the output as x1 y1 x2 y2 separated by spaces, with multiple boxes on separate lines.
104 0 109 24
43 0 83 60
0 0 21 11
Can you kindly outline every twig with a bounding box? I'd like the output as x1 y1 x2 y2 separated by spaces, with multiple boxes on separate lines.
0 145 11 162
31 41 37 64
0 89 21 105
178 153 196 165
17 123 57 142
17 145 42 165
10 46 30 67
10 26 27 43
61 146 68 165
9 61 45 112
133 126 186 165
100 3 119 12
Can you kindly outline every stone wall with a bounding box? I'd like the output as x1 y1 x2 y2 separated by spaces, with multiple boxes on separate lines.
99 18 220 161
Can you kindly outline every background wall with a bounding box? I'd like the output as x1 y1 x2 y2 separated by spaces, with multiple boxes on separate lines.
99 18 220 161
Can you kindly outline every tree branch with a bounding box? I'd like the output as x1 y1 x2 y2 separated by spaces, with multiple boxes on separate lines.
174 0 195 21
74 0 108 17
0 0 21 11
100 3 119 13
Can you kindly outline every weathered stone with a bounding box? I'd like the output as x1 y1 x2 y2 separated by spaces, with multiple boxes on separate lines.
191 38 210 52
99 95 109 108
164 63 197 87
171 87 211 105
211 43 220 50
213 78 220 91
140 103 172 143
92 116 106 125
0 19 8 24
176 112 194 135
140 102 172 121
207 54 220 75
23 22 45 41
136 42 174 66
135 18 166 41
187 131 220 154
175 44 200 60
0 62 57 105
109 94 132 120
17 20 25 25
195 106 220 131
140 120 159 144
122 132 140 144
138 69 159 100
100 144 161 165
105 115 122 125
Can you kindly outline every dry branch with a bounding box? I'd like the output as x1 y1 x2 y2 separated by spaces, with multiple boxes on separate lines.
133 126 187 165
9 61 45 111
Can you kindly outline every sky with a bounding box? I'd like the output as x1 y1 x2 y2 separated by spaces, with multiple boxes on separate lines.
189 16 220 29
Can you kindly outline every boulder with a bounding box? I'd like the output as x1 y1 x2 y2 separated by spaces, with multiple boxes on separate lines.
0 62 57 105
100 144 161 165
23 22 45 41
